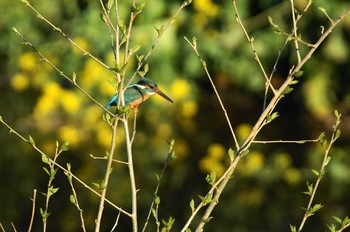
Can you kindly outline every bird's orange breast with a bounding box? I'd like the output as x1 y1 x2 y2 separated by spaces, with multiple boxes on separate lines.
129 92 152 108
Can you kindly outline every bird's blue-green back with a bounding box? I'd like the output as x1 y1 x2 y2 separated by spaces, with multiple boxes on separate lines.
105 84 152 109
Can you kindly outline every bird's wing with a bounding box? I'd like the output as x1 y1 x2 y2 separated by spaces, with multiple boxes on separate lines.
105 84 144 108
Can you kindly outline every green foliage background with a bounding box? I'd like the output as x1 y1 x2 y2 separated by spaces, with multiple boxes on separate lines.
1 0 350 231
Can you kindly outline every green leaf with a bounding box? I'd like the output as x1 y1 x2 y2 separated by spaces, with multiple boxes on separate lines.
228 148 235 162
266 112 279 123
317 132 326 142
268 16 282 34
294 70 304 78
309 203 323 215
155 196 160 205
198 194 206 203
289 224 297 232
48 186 59 196
202 216 213 223
283 86 294 95
334 129 341 140
168 139 175 148
333 216 342 224
129 45 141 56
327 223 336 232
312 169 319 177
28 135 35 145
70 194 76 204
59 141 70 153
107 0 114 10
206 171 216 186
152 208 157 218
167 150 177 162
72 72 77 84
43 167 50 176
184 0 192 5
41 154 50 165
190 199 195 212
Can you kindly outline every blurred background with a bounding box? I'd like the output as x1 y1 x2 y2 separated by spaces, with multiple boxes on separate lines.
1 0 350 231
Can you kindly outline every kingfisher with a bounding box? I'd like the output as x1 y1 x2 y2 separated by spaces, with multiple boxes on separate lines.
106 78 174 109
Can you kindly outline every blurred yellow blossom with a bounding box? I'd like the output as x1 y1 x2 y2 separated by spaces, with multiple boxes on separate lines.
174 139 189 158
170 79 190 101
193 0 220 27
72 37 90 54
83 106 101 128
238 151 265 176
199 143 227 176
156 123 172 139
11 73 30 91
193 0 219 17
207 143 226 159
81 59 113 90
58 124 81 146
284 168 301 186
34 82 63 117
181 100 198 118
238 188 265 206
95 121 117 149
60 90 82 115
18 52 37 72
274 153 292 169
236 123 252 141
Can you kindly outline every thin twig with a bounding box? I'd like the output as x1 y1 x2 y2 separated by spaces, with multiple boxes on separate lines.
10 223 17 232
181 5 350 232
252 138 319 144
290 0 301 63
11 28 115 117
90 154 128 165
233 1 276 95
130 110 138 145
111 211 121 232
95 117 121 232
122 115 138 232
296 113 341 232
141 142 174 232
27 189 37 232
0 116 131 217
125 0 191 87
0 223 5 232
184 37 240 151
22 0 112 71
66 164 87 232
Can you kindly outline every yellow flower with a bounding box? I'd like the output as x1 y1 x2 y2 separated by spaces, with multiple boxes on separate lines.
170 79 191 101
81 59 114 90
274 153 292 169
174 139 189 158
284 168 301 186
58 124 81 146
236 123 252 141
72 37 90 54
18 52 37 72
207 143 226 159
238 151 265 176
199 143 227 176
11 73 30 91
193 0 219 17
60 90 82 115
181 100 198 118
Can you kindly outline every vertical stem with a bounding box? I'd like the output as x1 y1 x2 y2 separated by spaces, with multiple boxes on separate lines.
123 115 138 232
95 118 120 232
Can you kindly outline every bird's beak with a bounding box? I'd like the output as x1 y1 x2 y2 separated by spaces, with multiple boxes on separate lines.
154 88 174 103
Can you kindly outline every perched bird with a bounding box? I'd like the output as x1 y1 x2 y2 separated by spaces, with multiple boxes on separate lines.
106 78 174 109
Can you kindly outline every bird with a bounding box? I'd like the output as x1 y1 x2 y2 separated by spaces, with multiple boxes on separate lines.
106 78 174 109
